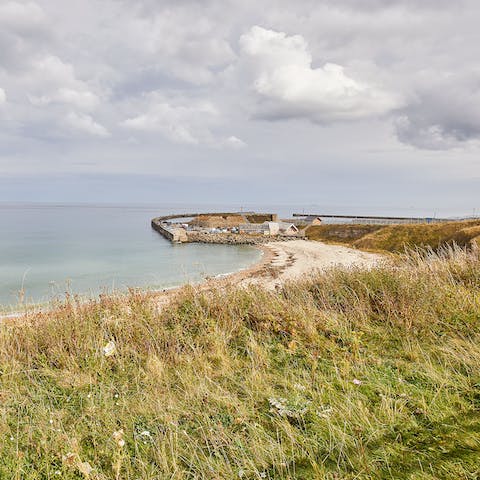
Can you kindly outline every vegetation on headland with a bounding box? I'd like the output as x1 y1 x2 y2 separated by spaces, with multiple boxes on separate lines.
1 246 480 478
306 219 480 252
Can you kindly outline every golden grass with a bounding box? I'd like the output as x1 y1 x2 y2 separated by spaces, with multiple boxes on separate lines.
305 224 384 244
306 220 480 253
1 248 480 478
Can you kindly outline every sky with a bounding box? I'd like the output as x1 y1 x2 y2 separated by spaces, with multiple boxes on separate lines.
0 0 479 215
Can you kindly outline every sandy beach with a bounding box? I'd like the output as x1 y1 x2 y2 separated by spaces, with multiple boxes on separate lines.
234 239 382 289
190 239 383 295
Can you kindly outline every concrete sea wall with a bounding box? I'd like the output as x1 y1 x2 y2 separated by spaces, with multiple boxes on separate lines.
151 214 303 245
186 231 299 245
151 218 187 243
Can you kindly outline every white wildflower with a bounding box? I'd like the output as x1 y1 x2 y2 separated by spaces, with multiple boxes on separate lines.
268 397 310 418
103 340 117 357
316 406 333 418
112 429 125 448
294 383 306 391
353 378 362 385
78 461 93 476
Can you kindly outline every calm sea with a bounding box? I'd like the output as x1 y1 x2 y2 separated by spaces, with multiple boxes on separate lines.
0 204 262 308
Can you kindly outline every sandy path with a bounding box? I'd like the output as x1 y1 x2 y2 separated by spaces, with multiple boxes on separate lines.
242 240 382 289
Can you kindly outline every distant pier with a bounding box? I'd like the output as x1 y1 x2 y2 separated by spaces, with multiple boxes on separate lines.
293 213 451 225
151 212 301 244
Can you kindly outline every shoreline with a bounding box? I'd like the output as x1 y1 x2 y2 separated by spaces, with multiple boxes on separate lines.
0 241 381 323
0 244 272 322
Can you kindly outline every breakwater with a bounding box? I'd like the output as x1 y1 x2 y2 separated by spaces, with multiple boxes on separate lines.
151 213 303 245
186 231 298 245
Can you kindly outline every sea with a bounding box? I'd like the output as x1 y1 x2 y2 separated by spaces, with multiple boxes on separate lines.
1 202 464 309
0 204 266 308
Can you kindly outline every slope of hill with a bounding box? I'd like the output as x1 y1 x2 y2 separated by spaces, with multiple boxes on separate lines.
1 249 479 478
306 220 480 252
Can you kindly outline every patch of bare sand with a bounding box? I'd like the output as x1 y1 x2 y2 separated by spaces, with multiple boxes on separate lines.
241 240 383 289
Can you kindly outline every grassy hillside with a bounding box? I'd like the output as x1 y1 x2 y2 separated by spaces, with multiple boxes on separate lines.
304 224 384 244
306 220 480 252
1 249 480 478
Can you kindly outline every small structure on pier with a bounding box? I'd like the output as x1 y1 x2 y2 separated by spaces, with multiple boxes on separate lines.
279 222 300 235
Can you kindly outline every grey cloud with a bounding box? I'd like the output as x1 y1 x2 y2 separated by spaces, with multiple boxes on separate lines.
0 2 51 72
0 1 48 34
395 75 480 149
319 0 465 10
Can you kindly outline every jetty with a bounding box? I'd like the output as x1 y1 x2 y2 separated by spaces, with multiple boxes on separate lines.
151 212 304 244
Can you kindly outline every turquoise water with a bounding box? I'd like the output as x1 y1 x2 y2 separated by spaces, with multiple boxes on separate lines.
0 204 261 307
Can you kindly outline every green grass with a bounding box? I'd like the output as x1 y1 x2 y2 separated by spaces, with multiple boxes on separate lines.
306 220 480 253
1 248 480 478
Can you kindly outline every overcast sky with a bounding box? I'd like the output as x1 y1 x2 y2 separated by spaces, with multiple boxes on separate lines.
0 0 479 215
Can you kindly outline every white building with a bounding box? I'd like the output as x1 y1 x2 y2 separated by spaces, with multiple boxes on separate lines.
278 222 299 235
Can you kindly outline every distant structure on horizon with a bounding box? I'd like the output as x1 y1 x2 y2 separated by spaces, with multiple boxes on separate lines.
293 213 451 225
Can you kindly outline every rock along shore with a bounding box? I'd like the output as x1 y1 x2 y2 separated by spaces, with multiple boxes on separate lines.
185 231 300 245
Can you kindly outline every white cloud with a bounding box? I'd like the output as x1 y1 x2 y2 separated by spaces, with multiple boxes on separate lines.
66 112 109 137
29 87 99 110
240 26 400 123
223 136 247 149
0 88 6 104
122 93 244 148
0 1 47 33
120 6 235 85
27 56 100 111
0 0 479 201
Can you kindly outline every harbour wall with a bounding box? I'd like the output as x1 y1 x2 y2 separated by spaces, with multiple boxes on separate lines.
151 214 303 245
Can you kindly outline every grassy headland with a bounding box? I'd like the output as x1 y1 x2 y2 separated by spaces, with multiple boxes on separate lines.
306 219 480 252
1 246 480 478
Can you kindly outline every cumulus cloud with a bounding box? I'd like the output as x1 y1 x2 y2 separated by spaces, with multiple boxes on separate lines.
29 87 99 110
122 93 245 148
395 76 480 149
0 1 51 71
239 26 400 123
0 1 47 33
117 5 235 85
65 112 109 137
27 55 100 111
1 0 480 193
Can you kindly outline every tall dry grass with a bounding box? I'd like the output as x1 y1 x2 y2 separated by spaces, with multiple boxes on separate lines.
1 247 480 478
